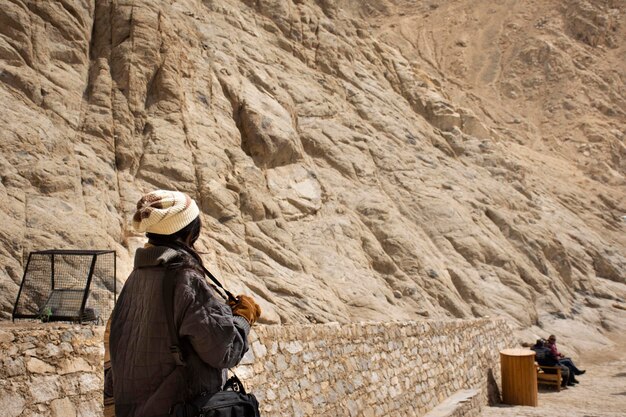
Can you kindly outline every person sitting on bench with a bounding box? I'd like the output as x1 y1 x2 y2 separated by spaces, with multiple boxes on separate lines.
532 339 573 387
546 335 585 383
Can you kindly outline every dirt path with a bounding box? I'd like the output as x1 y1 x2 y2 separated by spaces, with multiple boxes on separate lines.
482 342 626 417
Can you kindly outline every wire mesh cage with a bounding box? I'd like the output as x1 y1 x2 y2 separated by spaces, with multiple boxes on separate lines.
12 250 116 324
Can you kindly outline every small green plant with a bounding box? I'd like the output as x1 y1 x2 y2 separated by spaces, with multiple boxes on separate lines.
39 306 52 323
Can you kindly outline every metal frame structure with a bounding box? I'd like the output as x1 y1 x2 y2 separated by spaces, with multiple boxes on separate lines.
12 249 116 324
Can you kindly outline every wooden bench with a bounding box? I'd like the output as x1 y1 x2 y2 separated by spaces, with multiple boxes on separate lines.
531 346 564 391
537 364 562 391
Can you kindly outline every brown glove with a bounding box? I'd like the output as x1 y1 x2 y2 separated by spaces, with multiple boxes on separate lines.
228 294 261 325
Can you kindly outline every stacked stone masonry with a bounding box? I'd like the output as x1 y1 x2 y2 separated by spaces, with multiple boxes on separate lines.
241 318 514 416
0 318 514 417
0 323 103 417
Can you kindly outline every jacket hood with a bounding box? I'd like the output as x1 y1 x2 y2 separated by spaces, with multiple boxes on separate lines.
134 245 182 268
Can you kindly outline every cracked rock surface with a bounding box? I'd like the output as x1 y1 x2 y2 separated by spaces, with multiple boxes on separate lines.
1 0 624 347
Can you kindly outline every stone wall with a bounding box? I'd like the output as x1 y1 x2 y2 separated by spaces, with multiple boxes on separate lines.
242 318 514 416
0 318 514 417
0 323 103 417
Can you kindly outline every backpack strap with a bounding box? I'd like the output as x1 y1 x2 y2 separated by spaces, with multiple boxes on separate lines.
199 263 237 303
162 271 186 367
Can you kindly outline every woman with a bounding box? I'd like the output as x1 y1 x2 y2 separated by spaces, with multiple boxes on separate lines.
105 190 260 417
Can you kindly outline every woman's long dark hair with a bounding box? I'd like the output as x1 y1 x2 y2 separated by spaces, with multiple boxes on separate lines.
147 216 234 301
146 216 204 267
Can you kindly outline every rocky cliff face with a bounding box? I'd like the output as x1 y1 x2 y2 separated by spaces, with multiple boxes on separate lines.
1 0 624 344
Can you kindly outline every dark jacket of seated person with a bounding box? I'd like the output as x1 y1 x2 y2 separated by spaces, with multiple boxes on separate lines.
531 340 560 367
533 347 560 367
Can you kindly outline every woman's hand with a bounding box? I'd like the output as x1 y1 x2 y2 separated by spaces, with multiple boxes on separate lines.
228 295 262 325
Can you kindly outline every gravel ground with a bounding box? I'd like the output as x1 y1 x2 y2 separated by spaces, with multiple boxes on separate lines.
482 354 626 417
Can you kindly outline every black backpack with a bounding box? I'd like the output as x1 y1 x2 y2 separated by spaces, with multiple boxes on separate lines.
170 374 260 417
161 243 261 417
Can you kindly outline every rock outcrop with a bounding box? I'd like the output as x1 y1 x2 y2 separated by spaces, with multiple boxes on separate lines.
1 0 624 346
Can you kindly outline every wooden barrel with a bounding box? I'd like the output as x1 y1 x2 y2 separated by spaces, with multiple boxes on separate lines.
500 348 538 406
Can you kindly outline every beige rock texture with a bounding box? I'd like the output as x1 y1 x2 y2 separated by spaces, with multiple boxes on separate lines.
0 0 624 349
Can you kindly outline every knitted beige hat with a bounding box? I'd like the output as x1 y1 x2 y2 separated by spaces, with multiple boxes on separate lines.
132 190 200 235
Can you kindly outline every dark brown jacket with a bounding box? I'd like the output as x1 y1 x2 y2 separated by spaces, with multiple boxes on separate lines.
105 246 250 417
